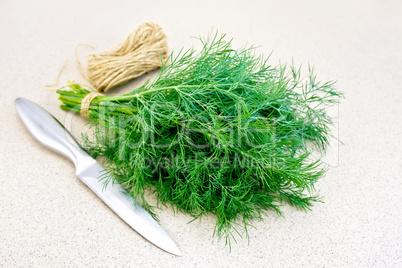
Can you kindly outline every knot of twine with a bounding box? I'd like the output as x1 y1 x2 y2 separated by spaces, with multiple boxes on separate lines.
80 92 103 118
79 22 169 93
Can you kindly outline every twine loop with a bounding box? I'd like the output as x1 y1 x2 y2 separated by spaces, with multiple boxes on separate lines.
80 92 103 118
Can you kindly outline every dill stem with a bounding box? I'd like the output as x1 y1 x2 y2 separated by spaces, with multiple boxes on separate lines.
102 84 236 102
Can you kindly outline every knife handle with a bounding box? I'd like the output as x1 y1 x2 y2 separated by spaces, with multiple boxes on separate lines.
14 98 91 172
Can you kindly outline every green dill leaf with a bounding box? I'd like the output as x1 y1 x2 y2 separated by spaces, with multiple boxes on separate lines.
56 32 343 245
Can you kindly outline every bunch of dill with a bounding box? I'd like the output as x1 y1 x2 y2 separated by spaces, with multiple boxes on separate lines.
57 33 342 245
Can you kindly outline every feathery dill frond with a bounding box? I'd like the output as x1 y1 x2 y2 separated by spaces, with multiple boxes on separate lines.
57 32 343 245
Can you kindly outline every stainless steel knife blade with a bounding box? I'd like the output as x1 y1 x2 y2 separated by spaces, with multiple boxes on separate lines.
14 97 181 256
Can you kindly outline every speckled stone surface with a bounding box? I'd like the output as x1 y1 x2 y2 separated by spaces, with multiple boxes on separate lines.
1 0 401 267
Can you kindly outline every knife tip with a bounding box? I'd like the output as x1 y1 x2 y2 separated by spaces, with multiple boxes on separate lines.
170 248 182 257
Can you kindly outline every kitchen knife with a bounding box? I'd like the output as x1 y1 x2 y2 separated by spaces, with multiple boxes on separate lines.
14 97 181 256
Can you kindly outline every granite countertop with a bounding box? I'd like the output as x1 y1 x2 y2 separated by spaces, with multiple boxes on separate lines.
1 0 401 267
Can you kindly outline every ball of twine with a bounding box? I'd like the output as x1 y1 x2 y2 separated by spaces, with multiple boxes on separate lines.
79 22 169 93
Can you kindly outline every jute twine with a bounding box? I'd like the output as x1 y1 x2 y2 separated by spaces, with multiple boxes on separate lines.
78 22 169 93
80 92 103 118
